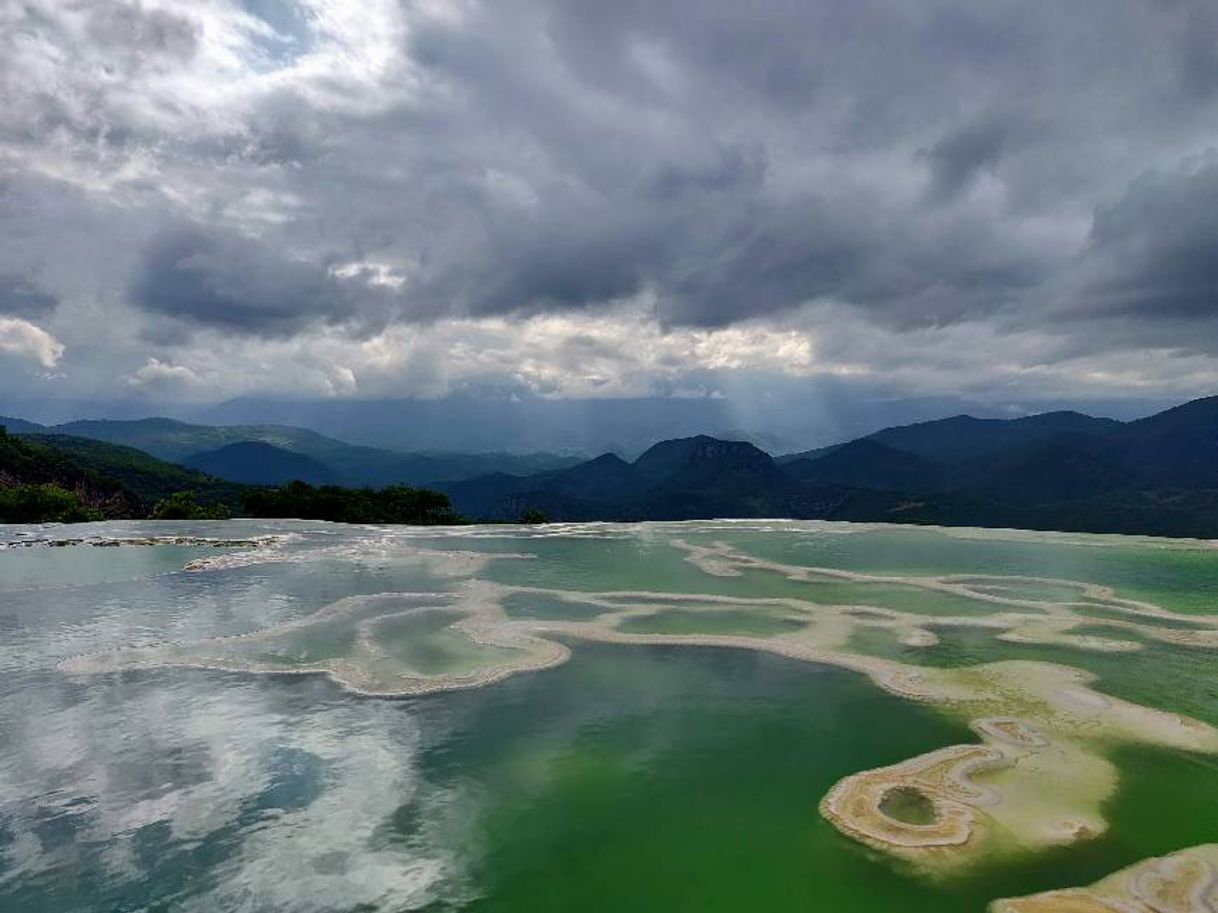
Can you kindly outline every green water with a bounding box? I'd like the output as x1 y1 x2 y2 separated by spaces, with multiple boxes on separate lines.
420 525 1218 616
787 577 1012 616
4 519 1218 912
847 624 1218 728
414 643 1218 912
373 610 523 676
500 592 609 621
959 579 1090 602
421 643 986 913
616 607 807 636
1069 623 1150 640
703 526 1218 614
475 542 1045 618
879 786 937 826
1075 603 1213 630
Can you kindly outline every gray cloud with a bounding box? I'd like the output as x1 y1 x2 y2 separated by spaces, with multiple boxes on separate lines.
1179 5 1218 99
131 228 391 337
85 4 199 64
1084 161 1218 331
921 117 1013 201
0 275 57 319
2 0 1218 410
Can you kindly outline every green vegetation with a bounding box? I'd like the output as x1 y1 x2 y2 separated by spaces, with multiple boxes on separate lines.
0 484 102 523
518 508 549 524
149 490 232 520
241 480 462 525
34 417 579 487
1 425 463 525
23 433 242 510
0 426 138 520
48 417 341 464
2 425 238 521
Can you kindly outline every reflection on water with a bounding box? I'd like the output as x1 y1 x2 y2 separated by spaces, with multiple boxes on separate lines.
2 519 1218 911
0 670 463 912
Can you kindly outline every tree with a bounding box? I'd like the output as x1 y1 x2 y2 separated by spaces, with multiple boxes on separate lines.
0 484 103 523
241 481 462 525
150 490 230 520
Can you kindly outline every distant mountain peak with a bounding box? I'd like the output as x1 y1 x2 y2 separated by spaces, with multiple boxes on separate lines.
584 452 631 467
633 435 773 481
182 441 335 486
0 416 47 435
636 434 766 459
62 417 193 432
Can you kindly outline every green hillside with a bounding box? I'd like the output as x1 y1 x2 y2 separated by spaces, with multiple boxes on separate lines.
0 429 140 521
1 426 462 525
52 418 340 464
22 434 243 509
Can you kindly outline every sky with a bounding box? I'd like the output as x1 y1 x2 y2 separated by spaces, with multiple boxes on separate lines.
2 0 1218 431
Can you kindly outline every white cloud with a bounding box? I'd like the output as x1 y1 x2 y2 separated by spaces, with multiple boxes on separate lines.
79 299 1218 411
107 304 824 401
0 318 65 369
127 357 202 391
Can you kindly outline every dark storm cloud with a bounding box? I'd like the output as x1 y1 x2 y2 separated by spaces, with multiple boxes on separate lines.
372 0 1215 331
921 117 1014 201
131 228 391 337
6 0 1218 404
1179 5 1218 99
0 275 57 319
401 167 1045 329
1083 161 1218 323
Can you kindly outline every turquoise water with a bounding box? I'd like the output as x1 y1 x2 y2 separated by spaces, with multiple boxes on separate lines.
1 519 1217 911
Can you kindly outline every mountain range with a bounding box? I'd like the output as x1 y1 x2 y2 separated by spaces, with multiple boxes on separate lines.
0 417 579 488
436 397 1218 537
189 395 813 455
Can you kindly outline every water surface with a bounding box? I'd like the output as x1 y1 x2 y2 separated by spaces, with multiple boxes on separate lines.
2 519 1217 911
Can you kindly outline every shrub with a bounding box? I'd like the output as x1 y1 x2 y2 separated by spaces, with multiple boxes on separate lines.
0 484 103 523
150 490 231 520
241 481 462 525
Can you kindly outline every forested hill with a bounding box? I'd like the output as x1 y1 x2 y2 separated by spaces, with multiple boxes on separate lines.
21 434 243 508
0 416 579 487
0 429 142 522
0 427 461 525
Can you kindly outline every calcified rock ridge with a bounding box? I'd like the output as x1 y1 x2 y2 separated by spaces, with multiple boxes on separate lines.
992 844 1218 912
60 534 1218 889
0 534 278 550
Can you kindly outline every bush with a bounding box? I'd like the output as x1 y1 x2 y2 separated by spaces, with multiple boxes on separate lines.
518 508 549 524
150 490 231 520
241 481 462 525
0 484 103 523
